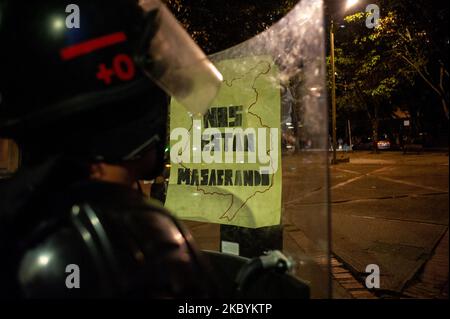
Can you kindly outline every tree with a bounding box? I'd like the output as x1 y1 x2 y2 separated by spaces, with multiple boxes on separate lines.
331 0 449 150
331 12 405 152
164 0 297 54
383 0 449 120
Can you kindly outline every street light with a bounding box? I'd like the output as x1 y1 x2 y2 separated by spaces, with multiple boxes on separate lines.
330 0 359 165
345 0 359 10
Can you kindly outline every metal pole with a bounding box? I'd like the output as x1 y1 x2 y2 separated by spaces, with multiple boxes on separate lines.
348 119 352 151
330 21 337 164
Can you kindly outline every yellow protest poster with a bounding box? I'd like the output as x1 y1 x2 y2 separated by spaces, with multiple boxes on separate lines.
165 56 282 228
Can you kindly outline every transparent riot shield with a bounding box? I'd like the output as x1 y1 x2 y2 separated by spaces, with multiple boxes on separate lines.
165 0 330 298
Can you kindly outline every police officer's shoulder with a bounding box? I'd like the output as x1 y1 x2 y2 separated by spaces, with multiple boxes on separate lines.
66 180 182 234
17 215 102 298
17 180 208 298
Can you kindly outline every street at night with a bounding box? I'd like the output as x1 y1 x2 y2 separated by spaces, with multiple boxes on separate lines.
330 151 448 298
184 150 448 298
0 0 448 311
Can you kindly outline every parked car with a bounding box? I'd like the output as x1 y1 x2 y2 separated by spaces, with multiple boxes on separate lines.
377 139 391 150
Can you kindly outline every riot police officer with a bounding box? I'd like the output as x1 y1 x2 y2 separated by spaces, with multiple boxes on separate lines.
0 0 222 298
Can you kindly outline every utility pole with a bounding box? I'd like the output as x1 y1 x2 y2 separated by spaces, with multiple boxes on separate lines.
330 20 337 164
348 119 353 151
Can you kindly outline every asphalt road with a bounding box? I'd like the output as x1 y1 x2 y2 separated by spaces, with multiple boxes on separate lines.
330 151 448 295
181 151 449 298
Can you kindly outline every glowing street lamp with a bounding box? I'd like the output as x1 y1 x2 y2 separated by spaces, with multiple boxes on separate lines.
345 0 359 10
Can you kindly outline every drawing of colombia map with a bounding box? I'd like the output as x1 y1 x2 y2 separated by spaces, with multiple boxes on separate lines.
165 56 282 229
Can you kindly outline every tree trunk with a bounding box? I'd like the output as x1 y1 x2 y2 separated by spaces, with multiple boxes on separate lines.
441 97 449 120
371 118 379 154
370 104 380 154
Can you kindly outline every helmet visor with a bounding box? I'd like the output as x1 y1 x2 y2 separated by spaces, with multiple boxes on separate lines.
138 0 223 116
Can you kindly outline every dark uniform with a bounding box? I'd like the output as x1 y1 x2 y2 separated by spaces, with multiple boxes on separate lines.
0 158 213 298
0 0 219 298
